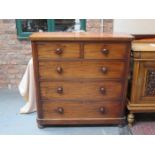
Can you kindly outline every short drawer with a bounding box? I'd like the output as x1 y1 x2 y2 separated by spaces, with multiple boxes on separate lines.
37 42 80 59
134 51 155 59
42 101 123 119
39 60 125 80
40 81 123 100
84 43 128 59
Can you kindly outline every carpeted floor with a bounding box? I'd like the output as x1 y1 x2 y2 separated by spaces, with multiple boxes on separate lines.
0 89 132 135
130 113 155 135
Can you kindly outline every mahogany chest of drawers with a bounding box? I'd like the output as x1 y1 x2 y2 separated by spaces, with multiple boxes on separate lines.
30 32 133 127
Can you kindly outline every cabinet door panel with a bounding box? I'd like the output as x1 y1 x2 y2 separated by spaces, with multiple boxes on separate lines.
135 62 155 103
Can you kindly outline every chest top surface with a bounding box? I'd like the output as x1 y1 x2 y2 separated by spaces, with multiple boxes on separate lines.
132 38 155 51
30 32 134 41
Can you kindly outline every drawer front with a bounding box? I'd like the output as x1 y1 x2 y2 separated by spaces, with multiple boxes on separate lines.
39 60 125 79
37 42 80 59
40 81 123 100
84 43 128 59
135 51 155 59
42 101 123 119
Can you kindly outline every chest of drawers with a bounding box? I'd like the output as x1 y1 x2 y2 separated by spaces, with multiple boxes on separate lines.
30 32 133 127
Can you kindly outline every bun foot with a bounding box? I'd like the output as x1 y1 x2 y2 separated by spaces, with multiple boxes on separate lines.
127 113 135 127
118 121 126 128
38 124 45 129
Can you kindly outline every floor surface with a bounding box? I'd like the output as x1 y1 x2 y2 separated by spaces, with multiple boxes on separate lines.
130 113 155 135
0 89 131 135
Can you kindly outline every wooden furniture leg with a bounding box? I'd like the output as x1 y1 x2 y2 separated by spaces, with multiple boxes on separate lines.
127 113 135 127
38 123 45 129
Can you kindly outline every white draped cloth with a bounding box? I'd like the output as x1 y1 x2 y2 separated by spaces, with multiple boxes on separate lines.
19 58 37 114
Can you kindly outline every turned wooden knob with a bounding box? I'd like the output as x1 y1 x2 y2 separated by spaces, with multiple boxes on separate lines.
101 48 109 55
55 48 63 55
99 107 105 113
56 66 63 74
100 87 106 94
101 67 108 73
57 107 64 114
57 87 63 94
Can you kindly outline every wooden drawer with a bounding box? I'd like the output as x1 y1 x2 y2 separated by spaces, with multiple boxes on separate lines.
42 101 123 119
134 51 155 59
40 81 123 100
39 60 125 80
37 42 80 59
84 43 128 59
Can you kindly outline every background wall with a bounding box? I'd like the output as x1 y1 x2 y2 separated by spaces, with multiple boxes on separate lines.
0 19 113 89
0 20 31 89
87 19 113 32
113 19 155 34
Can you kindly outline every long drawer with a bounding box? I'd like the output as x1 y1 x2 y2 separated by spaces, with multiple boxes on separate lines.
37 42 80 59
39 60 125 80
40 81 123 100
42 101 123 119
84 43 128 59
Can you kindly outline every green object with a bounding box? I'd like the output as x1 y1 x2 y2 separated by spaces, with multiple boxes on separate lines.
80 19 86 30
47 19 55 32
16 19 86 40
16 19 31 40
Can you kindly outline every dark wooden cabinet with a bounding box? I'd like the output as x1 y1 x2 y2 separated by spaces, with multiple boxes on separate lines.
30 32 133 127
128 39 155 126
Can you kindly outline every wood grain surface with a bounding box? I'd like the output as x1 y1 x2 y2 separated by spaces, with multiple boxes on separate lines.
31 32 132 126
39 60 125 80
40 81 123 100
